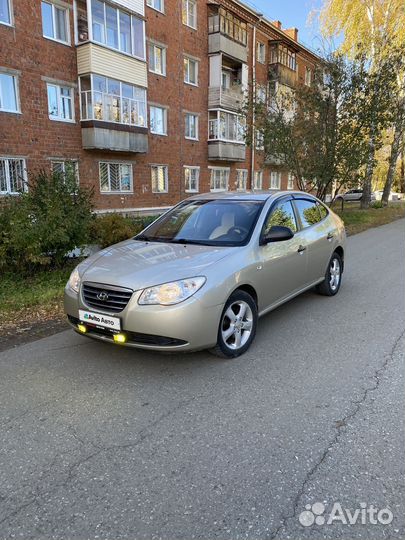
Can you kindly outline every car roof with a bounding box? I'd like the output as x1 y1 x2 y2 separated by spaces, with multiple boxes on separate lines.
189 190 315 202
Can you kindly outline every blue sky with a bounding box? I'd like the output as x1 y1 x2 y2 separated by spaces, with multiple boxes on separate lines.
247 0 324 51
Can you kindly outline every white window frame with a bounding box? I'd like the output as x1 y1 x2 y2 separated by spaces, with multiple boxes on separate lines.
305 67 312 87
184 56 198 86
0 157 27 195
253 171 263 190
184 165 200 193
270 171 281 190
0 71 20 113
0 0 12 26
146 0 164 13
287 172 294 190
99 161 133 193
257 42 266 64
47 83 74 122
236 169 248 191
208 109 245 144
41 1 70 45
185 112 198 140
151 165 168 193
149 105 167 135
51 159 79 182
182 0 196 29
148 42 166 76
209 167 229 192
90 0 146 61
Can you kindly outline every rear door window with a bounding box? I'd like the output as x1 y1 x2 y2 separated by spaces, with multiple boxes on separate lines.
294 199 322 229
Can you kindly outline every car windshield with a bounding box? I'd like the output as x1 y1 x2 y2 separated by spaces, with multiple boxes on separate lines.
135 199 265 246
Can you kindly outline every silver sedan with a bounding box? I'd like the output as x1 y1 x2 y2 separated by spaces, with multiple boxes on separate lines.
65 191 346 357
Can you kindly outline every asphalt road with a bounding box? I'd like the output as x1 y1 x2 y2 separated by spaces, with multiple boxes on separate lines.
0 219 404 540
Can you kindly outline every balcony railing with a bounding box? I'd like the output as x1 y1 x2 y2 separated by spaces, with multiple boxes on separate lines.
208 84 243 111
80 90 147 127
269 63 298 88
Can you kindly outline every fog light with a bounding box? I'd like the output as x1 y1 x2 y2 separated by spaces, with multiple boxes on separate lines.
113 333 127 344
77 324 87 334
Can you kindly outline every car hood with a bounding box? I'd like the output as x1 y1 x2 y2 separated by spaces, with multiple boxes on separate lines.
81 239 235 290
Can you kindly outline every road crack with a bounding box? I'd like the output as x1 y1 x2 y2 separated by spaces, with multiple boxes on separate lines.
267 328 405 539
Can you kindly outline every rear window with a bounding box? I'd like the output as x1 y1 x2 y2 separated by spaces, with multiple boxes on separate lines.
294 199 323 228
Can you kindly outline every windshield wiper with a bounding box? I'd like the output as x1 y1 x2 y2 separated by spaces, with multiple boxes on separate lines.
134 234 151 241
169 238 208 245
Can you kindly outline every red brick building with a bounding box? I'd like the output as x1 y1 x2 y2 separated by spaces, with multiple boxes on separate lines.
0 0 318 213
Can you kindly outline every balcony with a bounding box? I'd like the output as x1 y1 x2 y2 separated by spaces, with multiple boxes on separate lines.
81 122 148 153
208 84 243 112
208 7 248 64
208 33 248 64
269 63 297 88
208 141 246 162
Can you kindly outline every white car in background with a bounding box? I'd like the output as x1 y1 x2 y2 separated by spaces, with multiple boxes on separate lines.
373 190 402 201
335 189 376 202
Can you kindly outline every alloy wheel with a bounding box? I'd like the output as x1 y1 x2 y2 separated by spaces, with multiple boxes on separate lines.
221 300 253 350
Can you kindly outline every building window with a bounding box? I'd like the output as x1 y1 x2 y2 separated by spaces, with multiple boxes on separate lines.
99 162 132 193
270 171 281 189
0 158 26 194
254 171 263 190
182 0 196 29
210 167 229 192
47 84 74 122
209 7 247 46
91 0 145 59
185 113 198 140
80 75 147 127
184 166 199 193
150 105 167 135
0 0 11 25
270 44 296 71
287 172 294 190
209 110 245 143
256 85 266 104
305 67 312 86
41 1 69 44
236 169 248 191
0 72 19 113
184 57 198 85
149 43 166 75
51 160 79 182
257 42 266 64
151 165 168 193
146 0 164 13
256 130 264 150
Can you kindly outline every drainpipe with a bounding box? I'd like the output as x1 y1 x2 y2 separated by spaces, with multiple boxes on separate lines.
250 14 263 190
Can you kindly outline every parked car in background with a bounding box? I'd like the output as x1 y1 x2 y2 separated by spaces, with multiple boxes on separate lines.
335 189 376 202
373 190 403 201
65 192 346 358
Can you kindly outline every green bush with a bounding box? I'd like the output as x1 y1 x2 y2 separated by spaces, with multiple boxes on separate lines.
89 213 159 248
370 200 384 209
0 170 94 273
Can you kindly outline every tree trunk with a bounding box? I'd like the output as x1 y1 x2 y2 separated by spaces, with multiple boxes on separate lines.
382 123 403 205
361 133 376 209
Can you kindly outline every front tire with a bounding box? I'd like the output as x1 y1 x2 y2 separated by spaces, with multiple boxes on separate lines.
210 290 258 358
316 252 343 296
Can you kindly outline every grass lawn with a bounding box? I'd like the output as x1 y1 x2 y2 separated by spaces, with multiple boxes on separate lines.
331 201 405 236
0 263 76 331
1 203 404 333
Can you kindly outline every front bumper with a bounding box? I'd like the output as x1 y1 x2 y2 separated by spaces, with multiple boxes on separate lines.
64 286 223 352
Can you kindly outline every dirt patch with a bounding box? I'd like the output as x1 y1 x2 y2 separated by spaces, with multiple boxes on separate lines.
0 316 69 353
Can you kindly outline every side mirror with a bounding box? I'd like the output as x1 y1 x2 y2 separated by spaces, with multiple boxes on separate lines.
260 225 294 246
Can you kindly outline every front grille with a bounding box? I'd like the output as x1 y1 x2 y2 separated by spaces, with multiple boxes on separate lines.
82 282 133 313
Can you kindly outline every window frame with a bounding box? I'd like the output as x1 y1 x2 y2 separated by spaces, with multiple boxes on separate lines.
148 42 166 76
236 169 248 191
253 171 263 190
256 41 266 64
41 0 70 45
291 196 328 230
184 56 198 86
287 172 294 190
270 171 281 190
184 165 200 193
90 0 146 61
151 164 169 193
47 83 75 122
0 71 20 113
0 0 12 26
99 161 133 194
0 157 27 195
51 159 79 182
185 112 199 140
146 0 164 14
209 167 229 192
305 67 312 87
182 0 196 29
208 109 245 144
149 105 167 136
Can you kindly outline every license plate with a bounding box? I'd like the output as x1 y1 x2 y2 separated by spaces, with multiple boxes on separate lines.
79 310 121 331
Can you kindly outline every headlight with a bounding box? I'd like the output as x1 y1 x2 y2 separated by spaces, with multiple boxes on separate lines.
138 277 206 306
68 267 81 293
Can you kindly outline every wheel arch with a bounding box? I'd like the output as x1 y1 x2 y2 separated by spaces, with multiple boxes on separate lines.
334 246 344 271
232 284 258 307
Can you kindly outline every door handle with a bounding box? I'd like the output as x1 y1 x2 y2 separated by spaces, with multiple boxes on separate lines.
297 245 306 254
327 232 335 241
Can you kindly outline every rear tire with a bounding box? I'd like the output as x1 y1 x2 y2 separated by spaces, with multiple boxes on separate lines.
316 252 343 296
210 290 258 358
